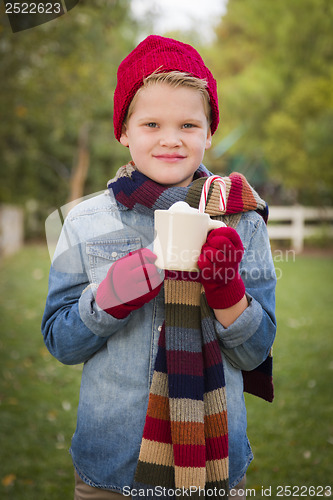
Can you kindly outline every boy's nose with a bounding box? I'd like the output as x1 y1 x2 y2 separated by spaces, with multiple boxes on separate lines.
159 130 182 148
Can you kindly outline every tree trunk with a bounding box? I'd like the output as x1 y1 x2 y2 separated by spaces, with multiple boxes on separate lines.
68 122 90 204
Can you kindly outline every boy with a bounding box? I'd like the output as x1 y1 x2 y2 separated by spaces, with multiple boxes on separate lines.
42 35 276 500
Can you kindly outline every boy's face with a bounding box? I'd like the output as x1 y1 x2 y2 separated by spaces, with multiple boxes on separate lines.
120 83 212 187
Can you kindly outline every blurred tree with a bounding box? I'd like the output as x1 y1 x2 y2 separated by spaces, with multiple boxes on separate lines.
0 0 139 213
204 0 333 204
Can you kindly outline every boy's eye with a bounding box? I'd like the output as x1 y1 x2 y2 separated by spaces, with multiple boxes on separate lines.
183 123 195 129
146 122 158 128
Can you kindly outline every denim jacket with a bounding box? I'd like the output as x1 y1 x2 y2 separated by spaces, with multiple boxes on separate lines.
41 186 276 492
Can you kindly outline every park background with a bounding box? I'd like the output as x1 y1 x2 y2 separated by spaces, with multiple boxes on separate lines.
0 0 332 498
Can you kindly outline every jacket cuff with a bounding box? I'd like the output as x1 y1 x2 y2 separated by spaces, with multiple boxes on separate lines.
214 293 263 348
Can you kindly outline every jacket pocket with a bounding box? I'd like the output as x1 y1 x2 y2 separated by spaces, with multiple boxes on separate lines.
86 237 142 283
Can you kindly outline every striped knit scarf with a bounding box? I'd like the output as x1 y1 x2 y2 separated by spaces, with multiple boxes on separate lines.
108 163 273 498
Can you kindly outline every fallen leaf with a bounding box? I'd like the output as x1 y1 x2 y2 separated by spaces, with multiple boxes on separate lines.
22 479 34 486
2 474 16 487
62 401 71 411
7 398 18 406
47 410 57 422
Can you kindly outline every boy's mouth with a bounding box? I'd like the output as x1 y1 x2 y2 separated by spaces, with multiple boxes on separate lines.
153 154 186 162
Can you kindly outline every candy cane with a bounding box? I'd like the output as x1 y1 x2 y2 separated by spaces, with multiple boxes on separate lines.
198 175 227 213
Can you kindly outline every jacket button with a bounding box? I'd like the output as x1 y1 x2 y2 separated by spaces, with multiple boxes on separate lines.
158 325 162 332
111 252 118 258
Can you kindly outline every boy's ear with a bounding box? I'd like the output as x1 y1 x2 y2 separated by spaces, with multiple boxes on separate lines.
120 126 129 147
205 128 212 150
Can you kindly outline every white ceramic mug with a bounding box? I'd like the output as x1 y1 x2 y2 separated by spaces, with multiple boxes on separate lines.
153 201 226 271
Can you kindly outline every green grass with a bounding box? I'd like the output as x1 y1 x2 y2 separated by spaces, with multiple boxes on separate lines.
246 251 333 496
0 245 81 498
0 245 332 498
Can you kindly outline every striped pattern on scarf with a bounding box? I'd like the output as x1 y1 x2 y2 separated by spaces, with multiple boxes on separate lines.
134 272 228 496
108 162 269 224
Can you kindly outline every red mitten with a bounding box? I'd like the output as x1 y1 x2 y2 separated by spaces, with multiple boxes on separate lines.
198 227 245 309
96 248 163 319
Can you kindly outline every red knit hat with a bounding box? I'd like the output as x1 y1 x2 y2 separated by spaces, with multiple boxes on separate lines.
113 35 219 141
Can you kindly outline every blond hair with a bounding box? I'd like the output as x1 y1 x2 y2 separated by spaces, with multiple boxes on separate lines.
124 71 212 127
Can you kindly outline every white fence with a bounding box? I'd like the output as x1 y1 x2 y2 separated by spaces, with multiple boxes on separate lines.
267 205 333 253
0 204 24 257
0 203 332 256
